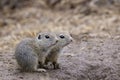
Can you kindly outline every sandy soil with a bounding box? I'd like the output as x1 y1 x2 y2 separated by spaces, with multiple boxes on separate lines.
0 0 120 80
0 37 120 80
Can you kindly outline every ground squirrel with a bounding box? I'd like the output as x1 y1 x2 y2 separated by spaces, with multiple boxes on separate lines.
15 32 58 72
44 32 73 69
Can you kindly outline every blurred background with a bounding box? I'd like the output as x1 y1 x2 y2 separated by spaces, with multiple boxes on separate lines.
0 0 120 51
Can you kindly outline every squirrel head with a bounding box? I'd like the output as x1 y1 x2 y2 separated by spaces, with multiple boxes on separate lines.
55 32 73 48
35 32 58 49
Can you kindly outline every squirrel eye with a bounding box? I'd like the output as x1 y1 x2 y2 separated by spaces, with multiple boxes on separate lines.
38 35 41 39
45 35 50 39
60 35 65 39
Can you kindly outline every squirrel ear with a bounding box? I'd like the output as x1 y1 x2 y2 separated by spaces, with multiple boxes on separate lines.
38 35 41 39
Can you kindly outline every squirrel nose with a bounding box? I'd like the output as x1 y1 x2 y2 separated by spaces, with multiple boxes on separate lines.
55 37 59 43
56 40 58 43
70 37 73 42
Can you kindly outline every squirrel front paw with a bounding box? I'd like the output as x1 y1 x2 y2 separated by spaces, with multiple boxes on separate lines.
53 62 60 69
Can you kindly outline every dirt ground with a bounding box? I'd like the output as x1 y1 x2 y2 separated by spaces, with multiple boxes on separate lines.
0 0 120 80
